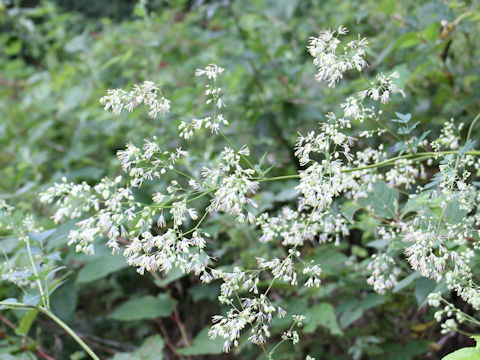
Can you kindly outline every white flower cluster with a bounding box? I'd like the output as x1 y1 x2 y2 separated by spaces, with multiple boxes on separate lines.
40 176 133 254
308 26 368 87
295 121 355 165
208 268 286 353
204 147 259 223
124 229 209 275
117 138 187 187
385 159 425 189
296 160 343 211
99 80 171 118
0 202 51 289
366 254 400 294
431 118 461 151
257 207 318 246
179 64 228 138
257 207 348 247
358 71 406 104
428 293 480 334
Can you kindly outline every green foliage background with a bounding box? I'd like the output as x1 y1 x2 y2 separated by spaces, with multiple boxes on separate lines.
1 0 479 359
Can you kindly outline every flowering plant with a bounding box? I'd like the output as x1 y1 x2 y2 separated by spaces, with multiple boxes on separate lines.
2 22 480 360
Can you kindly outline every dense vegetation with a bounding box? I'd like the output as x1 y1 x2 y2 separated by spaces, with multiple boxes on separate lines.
1 1 480 359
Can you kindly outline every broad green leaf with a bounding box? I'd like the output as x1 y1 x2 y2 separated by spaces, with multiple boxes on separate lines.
378 0 396 14
358 181 398 219
393 32 421 49
23 292 41 306
51 281 77 324
383 340 430 359
365 239 389 249
351 245 368 258
15 309 38 336
188 284 220 302
6 40 22 56
444 201 467 225
274 187 298 202
0 238 19 253
153 266 185 287
28 229 56 245
359 293 385 311
422 22 441 41
414 278 437 307
401 193 430 217
394 112 412 123
45 221 77 249
442 348 480 360
178 327 224 356
111 334 165 360
109 294 176 321
339 307 363 329
339 202 362 223
393 272 421 293
304 302 343 335
76 254 128 284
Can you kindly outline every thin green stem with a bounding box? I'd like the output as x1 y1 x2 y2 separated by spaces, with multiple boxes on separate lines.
25 237 47 308
173 168 195 181
218 130 260 176
0 302 100 360
182 211 209 237
186 189 215 204
0 301 32 310
256 150 480 184
232 289 269 359
374 116 403 142
466 112 480 144
341 150 480 173
268 321 297 357
40 307 100 360
257 174 299 183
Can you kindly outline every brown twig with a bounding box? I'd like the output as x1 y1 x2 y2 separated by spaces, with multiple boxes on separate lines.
155 319 188 360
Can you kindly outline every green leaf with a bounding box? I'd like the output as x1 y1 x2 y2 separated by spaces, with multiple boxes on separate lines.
444 201 468 225
304 302 343 335
393 32 421 49
394 112 412 123
188 284 220 302
360 293 385 311
15 309 39 336
111 334 164 360
51 281 77 324
422 22 441 41
442 348 480 360
358 181 398 219
414 278 437 307
340 202 362 223
339 307 363 329
393 272 421 293
153 266 185 288
0 238 17 253
378 0 396 14
178 327 224 356
109 294 176 321
365 239 389 250
76 254 128 284
28 229 56 245
401 193 430 217
6 40 22 56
